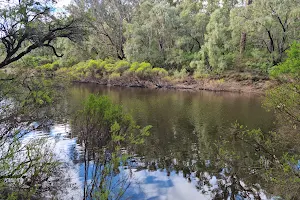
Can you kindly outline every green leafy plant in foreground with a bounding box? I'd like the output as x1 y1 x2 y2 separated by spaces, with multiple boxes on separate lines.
72 94 151 199
270 42 300 81
0 68 72 199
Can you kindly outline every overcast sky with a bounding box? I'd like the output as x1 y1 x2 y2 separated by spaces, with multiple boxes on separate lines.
56 0 71 8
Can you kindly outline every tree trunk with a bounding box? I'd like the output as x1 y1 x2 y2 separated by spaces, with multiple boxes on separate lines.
239 32 247 55
239 0 253 56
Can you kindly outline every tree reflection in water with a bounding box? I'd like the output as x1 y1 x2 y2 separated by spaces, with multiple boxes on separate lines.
66 84 299 199
70 94 151 199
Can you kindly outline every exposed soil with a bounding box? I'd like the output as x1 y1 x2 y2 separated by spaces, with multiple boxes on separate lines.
76 72 278 94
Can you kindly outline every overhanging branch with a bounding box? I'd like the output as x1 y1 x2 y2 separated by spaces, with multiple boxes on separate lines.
44 44 64 57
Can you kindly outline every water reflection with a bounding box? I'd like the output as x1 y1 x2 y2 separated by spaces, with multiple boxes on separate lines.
62 83 275 199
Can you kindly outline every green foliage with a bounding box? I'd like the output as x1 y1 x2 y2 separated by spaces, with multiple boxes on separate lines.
0 0 83 68
104 64 115 73
115 60 130 73
122 0 300 74
129 62 140 72
73 95 152 199
36 61 60 72
55 59 169 81
270 42 300 80
217 121 300 199
9 0 298 78
216 82 300 199
263 83 300 126
76 94 152 147
87 59 101 69
0 68 70 199
173 68 188 80
18 55 53 68
244 48 273 73
199 8 235 73
124 0 207 68
135 62 152 78
151 68 168 77
109 72 121 80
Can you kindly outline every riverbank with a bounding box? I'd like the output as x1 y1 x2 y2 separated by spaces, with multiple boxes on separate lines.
42 59 278 94
74 71 276 94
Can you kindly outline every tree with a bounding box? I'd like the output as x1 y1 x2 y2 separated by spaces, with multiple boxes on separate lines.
196 8 234 73
270 41 300 81
239 0 252 55
124 0 179 67
237 0 300 65
213 47 300 199
0 0 83 68
68 0 139 60
125 0 210 69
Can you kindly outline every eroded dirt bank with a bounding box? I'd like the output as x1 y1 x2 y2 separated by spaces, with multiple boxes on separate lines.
75 72 277 94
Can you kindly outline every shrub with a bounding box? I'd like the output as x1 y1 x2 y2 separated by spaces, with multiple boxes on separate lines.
36 63 53 72
104 64 116 73
193 70 209 79
136 62 152 78
151 68 168 77
52 61 60 70
87 60 101 69
72 95 151 199
86 60 104 77
21 56 53 68
109 72 121 80
99 60 108 68
36 61 60 72
60 57 78 68
56 67 69 75
270 42 300 80
173 68 188 80
104 57 115 64
191 62 210 79
49 59 173 81
129 62 140 72
115 60 130 73
245 48 272 73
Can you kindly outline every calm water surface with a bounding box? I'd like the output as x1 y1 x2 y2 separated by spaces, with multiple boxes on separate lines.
44 83 275 199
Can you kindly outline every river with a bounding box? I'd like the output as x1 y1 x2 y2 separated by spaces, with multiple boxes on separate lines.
33 83 276 199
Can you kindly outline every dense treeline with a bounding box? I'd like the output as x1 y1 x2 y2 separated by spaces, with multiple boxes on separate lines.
1 0 300 77
62 0 300 75
3 0 299 79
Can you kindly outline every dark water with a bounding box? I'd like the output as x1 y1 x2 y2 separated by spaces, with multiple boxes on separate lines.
55 83 275 199
32 83 276 199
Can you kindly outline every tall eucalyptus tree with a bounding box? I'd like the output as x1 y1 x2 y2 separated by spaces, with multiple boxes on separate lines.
68 0 139 60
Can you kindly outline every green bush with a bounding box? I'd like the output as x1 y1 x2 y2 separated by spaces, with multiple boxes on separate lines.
173 68 188 80
20 56 53 68
87 60 101 69
151 68 168 77
115 60 130 73
104 64 116 73
49 59 171 81
109 72 121 80
36 63 53 71
52 61 60 70
270 42 300 80
99 60 108 68
129 62 140 72
36 61 60 72
136 62 152 78
60 57 78 68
